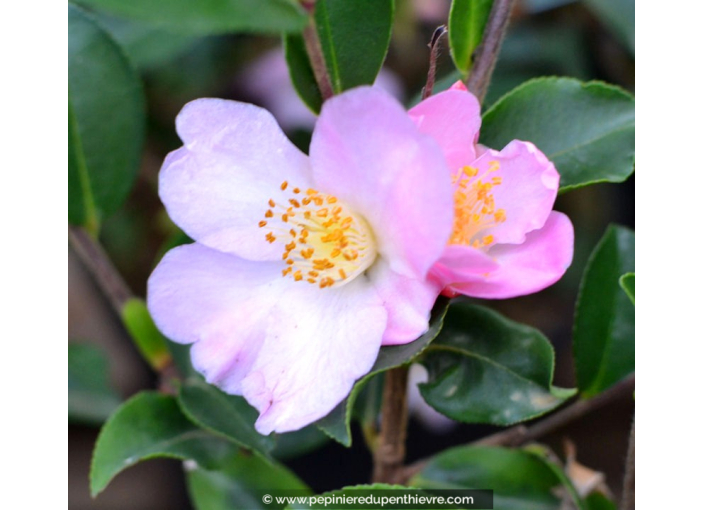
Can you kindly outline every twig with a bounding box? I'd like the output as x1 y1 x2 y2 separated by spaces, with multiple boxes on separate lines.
301 0 334 101
69 225 133 312
422 25 448 100
620 419 635 510
372 367 410 484
69 224 179 387
465 0 517 103
400 374 635 483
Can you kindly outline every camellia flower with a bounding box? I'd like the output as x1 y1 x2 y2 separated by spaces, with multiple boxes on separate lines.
409 82 574 298
147 87 453 434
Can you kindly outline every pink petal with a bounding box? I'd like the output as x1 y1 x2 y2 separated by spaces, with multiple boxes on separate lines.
430 244 500 288
160 98 313 261
447 211 574 299
476 140 560 245
147 242 389 434
408 88 482 170
242 276 387 434
147 243 284 393
309 87 453 279
367 259 443 346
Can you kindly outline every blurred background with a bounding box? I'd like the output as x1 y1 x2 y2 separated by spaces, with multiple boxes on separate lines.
68 0 634 508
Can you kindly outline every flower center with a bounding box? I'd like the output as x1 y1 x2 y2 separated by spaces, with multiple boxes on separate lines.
259 181 376 288
450 161 507 248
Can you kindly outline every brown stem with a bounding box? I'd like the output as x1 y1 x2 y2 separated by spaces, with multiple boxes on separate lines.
372 367 410 484
400 374 635 483
422 25 448 100
620 418 635 510
69 224 179 386
68 225 133 312
301 2 334 102
465 0 517 103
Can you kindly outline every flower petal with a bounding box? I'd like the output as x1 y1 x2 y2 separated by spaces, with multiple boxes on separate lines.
309 87 453 279
447 211 574 299
147 242 389 435
430 244 501 288
408 88 482 171
160 98 313 260
242 277 387 434
476 140 560 244
147 243 284 393
367 259 443 346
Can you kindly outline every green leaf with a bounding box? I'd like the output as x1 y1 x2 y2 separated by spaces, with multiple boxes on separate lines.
74 0 307 35
315 0 394 93
273 426 330 461
420 303 575 425
121 298 172 371
523 445 586 510
574 225 635 396
619 272 635 305
584 492 617 510
177 378 276 458
90 392 236 496
284 33 323 113
92 13 200 70
316 297 450 446
410 445 565 510
68 5 145 230
187 451 311 510
583 0 635 55
68 343 121 425
448 0 494 76
285 0 394 113
480 78 634 192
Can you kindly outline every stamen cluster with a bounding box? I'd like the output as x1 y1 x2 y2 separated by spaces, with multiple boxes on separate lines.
259 181 374 288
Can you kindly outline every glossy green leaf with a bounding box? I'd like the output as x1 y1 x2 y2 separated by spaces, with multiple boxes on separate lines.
273 425 330 461
420 303 574 425
315 0 394 92
480 78 634 192
523 445 586 510
316 297 450 446
285 0 394 114
410 445 565 510
75 0 307 35
584 492 617 510
121 298 172 371
92 13 200 70
574 226 635 396
619 272 635 305
448 0 494 76
178 378 275 458
584 0 635 55
188 451 311 510
68 5 145 230
284 33 323 113
90 392 236 496
68 343 121 425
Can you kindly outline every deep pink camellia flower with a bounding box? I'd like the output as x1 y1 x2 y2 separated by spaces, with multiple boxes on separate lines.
147 88 453 434
409 82 574 298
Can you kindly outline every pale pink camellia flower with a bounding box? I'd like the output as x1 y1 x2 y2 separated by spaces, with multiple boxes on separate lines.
409 81 574 298
147 87 453 434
